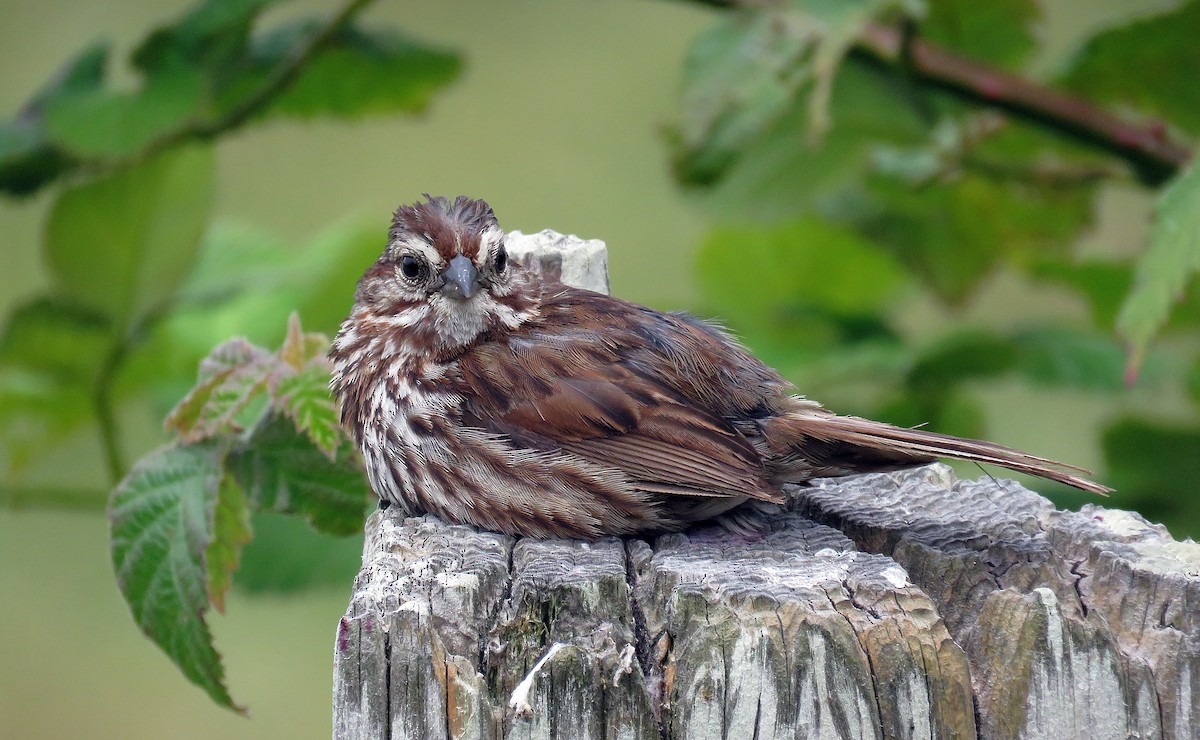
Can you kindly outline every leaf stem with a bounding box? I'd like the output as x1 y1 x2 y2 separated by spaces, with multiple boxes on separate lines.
93 340 128 484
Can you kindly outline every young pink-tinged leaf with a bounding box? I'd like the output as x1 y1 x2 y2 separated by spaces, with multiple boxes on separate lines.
167 337 274 437
278 312 330 370
108 443 244 714
275 363 342 459
1117 160 1200 378
206 473 252 614
168 361 273 440
279 312 307 371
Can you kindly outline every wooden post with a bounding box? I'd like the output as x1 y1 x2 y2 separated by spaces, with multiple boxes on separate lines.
332 233 1200 739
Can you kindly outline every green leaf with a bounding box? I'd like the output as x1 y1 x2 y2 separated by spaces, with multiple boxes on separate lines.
206 474 252 614
905 330 1018 392
1059 1 1200 137
275 363 342 459
1190 353 1200 411
165 340 273 441
1116 160 1200 375
672 11 818 185
673 2 923 186
1030 259 1132 329
0 297 113 385
1102 417 1200 540
232 412 368 536
922 0 1039 67
234 511 362 593
0 369 93 475
45 65 206 158
292 217 386 334
178 220 294 305
0 43 107 195
109 444 243 713
246 23 463 120
863 167 1093 303
692 59 928 221
44 145 215 330
698 216 907 326
132 0 280 73
1011 327 1126 391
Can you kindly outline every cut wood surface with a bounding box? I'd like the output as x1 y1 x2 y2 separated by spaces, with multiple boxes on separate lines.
333 464 1200 739
333 232 1200 739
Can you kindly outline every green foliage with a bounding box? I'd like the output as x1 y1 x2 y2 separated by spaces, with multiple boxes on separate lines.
109 443 241 712
0 0 461 195
109 316 369 711
1059 1 1200 137
921 0 1039 67
1117 161 1200 375
46 146 215 329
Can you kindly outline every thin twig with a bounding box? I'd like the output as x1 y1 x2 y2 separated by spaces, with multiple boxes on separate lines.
856 23 1190 184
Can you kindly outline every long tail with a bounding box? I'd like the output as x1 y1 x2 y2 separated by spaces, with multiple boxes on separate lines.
761 410 1112 494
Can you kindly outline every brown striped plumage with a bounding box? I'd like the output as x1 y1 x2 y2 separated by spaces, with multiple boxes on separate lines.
329 195 1110 539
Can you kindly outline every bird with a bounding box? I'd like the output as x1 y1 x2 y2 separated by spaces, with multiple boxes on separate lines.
330 195 1111 540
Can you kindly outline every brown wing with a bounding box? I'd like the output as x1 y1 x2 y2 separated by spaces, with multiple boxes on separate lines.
454 298 784 505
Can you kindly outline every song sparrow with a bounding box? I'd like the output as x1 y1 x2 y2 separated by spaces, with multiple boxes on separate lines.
330 195 1110 539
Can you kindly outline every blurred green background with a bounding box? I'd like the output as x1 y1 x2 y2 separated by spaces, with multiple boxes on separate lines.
2 0 1198 737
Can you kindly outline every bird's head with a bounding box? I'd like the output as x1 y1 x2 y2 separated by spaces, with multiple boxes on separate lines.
350 195 540 354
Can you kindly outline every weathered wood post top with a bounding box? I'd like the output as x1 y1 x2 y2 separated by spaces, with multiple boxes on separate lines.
333 231 1200 740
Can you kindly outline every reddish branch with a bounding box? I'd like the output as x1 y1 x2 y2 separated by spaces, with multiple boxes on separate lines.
682 0 1192 183
856 23 1190 183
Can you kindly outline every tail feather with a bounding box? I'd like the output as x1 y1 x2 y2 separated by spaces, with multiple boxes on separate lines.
763 412 1112 495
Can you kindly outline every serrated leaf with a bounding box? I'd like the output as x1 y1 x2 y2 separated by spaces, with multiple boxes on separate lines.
197 337 272 383
275 363 341 459
206 473 252 614
108 444 243 713
1059 1 1200 137
673 11 817 185
279 312 308 371
0 297 113 384
1117 160 1200 376
232 412 368 536
922 0 1039 67
166 338 273 439
44 145 215 329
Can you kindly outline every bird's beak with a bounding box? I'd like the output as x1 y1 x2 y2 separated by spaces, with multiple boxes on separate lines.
440 254 481 300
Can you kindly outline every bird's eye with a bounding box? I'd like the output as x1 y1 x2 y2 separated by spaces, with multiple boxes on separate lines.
399 255 424 282
494 244 508 275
